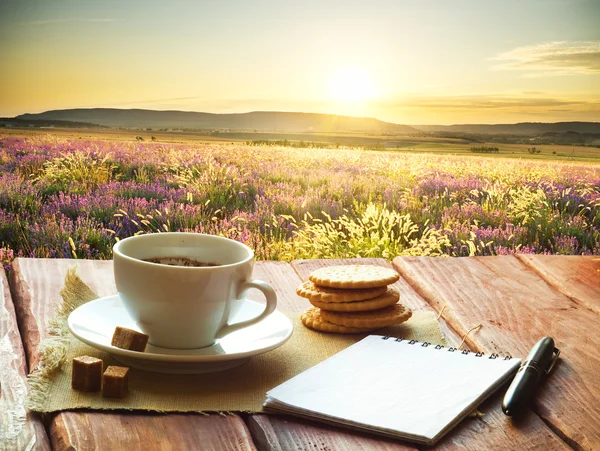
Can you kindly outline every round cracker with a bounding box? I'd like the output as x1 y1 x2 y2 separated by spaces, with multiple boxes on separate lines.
300 308 376 334
320 304 412 328
296 280 387 303
309 288 400 312
308 265 400 289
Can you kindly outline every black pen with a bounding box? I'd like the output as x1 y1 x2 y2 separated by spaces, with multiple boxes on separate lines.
502 337 560 416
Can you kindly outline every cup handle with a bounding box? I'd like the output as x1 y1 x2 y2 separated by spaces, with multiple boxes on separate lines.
215 279 277 338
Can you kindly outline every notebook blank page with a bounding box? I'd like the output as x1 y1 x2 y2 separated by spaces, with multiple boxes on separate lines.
266 335 520 442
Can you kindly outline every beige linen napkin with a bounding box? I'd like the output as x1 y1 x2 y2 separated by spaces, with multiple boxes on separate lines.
26 269 447 413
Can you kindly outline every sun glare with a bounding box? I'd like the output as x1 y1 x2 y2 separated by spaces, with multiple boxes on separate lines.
329 67 376 102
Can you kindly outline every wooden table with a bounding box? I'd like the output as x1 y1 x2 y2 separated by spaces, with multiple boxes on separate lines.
2 255 599 450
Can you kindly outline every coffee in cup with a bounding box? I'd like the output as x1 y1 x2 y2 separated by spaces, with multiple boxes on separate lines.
142 256 218 267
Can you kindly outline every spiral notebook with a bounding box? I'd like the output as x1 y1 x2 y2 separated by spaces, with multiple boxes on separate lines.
264 335 520 445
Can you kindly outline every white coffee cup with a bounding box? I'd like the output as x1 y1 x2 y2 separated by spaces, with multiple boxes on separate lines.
112 232 277 349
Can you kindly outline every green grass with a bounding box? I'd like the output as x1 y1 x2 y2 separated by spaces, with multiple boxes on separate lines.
395 142 600 162
3 127 600 163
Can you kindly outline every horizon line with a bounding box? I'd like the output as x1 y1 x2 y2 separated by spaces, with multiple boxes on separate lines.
9 107 600 127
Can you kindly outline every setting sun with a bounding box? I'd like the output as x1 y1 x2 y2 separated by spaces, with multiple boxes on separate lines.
329 67 376 102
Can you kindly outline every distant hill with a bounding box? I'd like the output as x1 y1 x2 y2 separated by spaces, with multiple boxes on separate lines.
413 122 600 136
536 131 600 146
14 110 599 138
16 109 418 134
0 117 106 129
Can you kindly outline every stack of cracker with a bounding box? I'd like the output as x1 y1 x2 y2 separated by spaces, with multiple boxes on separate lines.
297 265 412 334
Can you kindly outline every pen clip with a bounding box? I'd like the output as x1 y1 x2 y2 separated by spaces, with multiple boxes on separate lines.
545 347 560 375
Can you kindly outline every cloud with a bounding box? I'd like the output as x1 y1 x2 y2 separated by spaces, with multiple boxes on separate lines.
372 94 600 123
492 41 600 76
383 95 592 110
24 18 116 25
372 93 600 124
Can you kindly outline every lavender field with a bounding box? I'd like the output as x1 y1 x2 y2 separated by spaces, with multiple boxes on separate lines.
1 135 599 268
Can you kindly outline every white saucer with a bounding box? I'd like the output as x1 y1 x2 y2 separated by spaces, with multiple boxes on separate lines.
67 295 293 374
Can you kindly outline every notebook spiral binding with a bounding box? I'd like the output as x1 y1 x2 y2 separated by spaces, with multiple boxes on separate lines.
380 335 513 360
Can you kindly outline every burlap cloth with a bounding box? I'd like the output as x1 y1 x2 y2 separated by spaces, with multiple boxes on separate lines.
26 269 447 414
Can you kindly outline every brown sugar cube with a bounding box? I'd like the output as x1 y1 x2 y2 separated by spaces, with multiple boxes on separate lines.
102 365 130 398
72 356 103 391
111 326 149 352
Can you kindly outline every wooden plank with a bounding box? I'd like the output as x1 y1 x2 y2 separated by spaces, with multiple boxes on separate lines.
517 255 600 315
10 258 115 371
0 269 51 451
291 258 569 450
248 415 414 451
50 411 257 451
393 255 600 450
252 261 309 313
250 401 569 451
10 258 257 451
433 393 569 450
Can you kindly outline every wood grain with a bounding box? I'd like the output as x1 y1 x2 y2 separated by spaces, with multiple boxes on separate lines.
393 255 600 450
252 261 309 313
517 255 600 315
10 258 257 451
50 411 257 451
0 269 50 451
10 258 115 371
433 392 570 450
248 407 570 451
248 415 414 451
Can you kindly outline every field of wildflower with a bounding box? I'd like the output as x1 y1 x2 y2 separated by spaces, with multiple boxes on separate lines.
1 134 599 269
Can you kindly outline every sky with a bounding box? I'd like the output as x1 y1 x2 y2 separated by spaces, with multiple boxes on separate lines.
1 0 599 125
